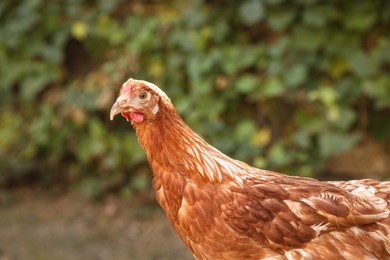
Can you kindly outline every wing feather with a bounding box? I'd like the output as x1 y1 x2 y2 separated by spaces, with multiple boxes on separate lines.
223 172 390 250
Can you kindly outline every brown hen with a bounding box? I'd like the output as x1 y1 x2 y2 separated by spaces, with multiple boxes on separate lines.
110 78 390 260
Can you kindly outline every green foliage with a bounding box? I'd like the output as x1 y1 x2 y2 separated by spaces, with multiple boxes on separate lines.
1 0 390 196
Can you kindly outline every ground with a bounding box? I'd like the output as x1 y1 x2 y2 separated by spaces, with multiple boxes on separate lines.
0 188 192 260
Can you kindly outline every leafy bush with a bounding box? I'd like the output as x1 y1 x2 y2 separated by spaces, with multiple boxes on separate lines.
1 0 389 196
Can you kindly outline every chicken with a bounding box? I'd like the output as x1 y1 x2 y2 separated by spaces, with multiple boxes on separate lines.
110 78 390 260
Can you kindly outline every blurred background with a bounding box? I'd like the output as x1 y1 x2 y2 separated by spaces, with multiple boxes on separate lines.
1 0 390 259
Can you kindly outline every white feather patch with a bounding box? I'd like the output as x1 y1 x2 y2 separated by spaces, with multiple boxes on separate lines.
152 103 159 115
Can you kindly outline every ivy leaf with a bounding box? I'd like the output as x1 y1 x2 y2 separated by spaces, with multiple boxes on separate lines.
347 51 377 77
344 5 377 31
292 24 325 51
303 5 338 27
319 132 360 157
235 75 259 93
255 77 284 99
333 107 356 131
329 58 350 79
20 66 60 100
269 143 292 167
267 7 295 30
292 130 311 149
239 0 265 26
284 64 308 88
235 120 257 142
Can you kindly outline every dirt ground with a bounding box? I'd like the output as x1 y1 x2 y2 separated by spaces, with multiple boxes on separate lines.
0 189 192 260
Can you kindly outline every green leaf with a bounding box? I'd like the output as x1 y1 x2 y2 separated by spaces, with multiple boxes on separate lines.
333 107 356 131
235 120 257 142
268 38 289 58
131 174 149 191
255 77 284 99
268 143 292 167
362 76 390 108
344 4 377 31
21 75 55 100
294 109 325 134
347 51 378 77
284 64 308 88
292 130 311 149
319 132 360 157
303 5 338 27
292 25 326 51
239 0 265 26
267 7 295 30
235 75 259 93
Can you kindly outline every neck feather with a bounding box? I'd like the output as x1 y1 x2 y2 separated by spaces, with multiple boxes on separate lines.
134 102 245 185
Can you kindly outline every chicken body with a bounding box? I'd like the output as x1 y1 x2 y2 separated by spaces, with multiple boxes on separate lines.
111 79 390 260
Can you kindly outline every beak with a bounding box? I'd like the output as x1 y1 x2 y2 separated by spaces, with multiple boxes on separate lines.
110 101 120 121
110 100 124 121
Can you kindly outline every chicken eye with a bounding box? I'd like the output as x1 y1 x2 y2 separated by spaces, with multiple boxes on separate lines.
139 92 148 100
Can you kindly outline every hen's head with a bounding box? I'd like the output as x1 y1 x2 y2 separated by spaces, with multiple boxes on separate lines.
110 78 171 123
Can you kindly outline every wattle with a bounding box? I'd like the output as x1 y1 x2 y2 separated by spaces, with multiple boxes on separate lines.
130 112 144 123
